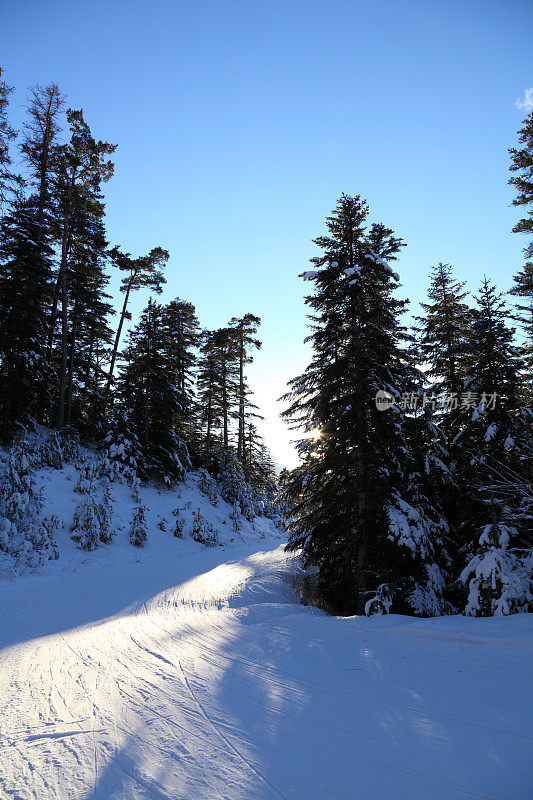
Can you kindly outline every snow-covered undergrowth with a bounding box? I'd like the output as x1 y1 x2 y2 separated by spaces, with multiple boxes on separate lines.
0 433 532 799
0 430 284 578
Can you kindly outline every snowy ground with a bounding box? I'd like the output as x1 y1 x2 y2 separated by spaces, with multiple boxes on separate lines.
0 471 532 799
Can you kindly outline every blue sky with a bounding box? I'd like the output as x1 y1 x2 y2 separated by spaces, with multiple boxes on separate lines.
2 0 532 466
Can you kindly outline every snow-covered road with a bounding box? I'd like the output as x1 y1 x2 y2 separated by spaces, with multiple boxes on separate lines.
0 539 532 800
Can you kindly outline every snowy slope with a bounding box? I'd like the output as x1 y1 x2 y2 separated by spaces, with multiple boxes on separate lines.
0 462 532 799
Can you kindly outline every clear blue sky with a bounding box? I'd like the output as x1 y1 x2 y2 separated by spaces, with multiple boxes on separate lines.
2 0 532 466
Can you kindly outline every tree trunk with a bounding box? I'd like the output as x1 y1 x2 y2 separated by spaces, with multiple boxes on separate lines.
105 281 133 400
65 302 78 427
222 359 228 450
56 212 70 428
237 327 245 462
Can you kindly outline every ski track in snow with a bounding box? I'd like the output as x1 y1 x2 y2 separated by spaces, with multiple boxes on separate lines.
0 539 532 800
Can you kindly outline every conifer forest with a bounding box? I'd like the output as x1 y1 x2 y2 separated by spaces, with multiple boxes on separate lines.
0 8 532 797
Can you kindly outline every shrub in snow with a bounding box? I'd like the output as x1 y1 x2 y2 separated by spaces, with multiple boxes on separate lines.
229 503 242 533
460 522 533 616
74 461 98 494
407 563 453 617
35 429 80 470
130 505 148 547
71 496 101 551
387 491 449 616
171 508 185 538
191 509 218 546
100 410 140 485
218 457 254 520
197 468 219 505
0 438 60 567
96 488 113 544
31 515 61 560
365 584 393 616
131 475 141 504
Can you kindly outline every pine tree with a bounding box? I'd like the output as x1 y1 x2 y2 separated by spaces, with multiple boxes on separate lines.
118 299 189 481
71 495 100 551
0 67 22 210
283 195 449 615
229 314 261 463
415 262 471 400
196 327 240 461
129 504 147 547
101 407 140 484
0 439 44 563
50 109 116 428
20 83 65 225
0 197 54 437
104 245 168 400
509 110 533 398
196 330 221 462
460 513 532 616
509 110 533 249
454 278 532 555
161 299 200 445
62 208 114 432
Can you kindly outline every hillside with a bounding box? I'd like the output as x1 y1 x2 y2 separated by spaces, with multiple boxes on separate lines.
0 436 531 799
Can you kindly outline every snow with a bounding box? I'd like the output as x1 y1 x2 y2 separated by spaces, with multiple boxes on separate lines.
0 463 532 798
367 249 400 281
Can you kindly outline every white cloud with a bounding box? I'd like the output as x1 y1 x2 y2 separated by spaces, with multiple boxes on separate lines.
515 88 533 112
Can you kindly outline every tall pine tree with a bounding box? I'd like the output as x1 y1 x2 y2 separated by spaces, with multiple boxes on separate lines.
283 195 448 615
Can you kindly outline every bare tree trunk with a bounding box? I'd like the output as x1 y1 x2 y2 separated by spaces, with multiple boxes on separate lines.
222 360 228 450
105 282 133 400
237 327 245 462
57 214 70 428
65 302 78 426
45 271 62 365
37 103 53 223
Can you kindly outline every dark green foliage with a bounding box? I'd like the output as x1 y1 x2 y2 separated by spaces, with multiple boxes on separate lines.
283 195 449 616
0 197 54 437
0 67 23 208
129 504 147 547
118 299 190 481
509 110 533 401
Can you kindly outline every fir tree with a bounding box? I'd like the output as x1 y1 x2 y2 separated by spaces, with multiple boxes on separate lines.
454 279 532 561
71 495 100 551
49 109 116 427
229 314 261 463
196 328 240 461
104 245 168 400
0 67 22 210
509 110 533 398
460 513 532 616
415 262 471 400
62 207 114 432
118 299 189 481
161 298 200 445
0 196 54 437
283 195 449 615
129 504 147 547
20 82 65 225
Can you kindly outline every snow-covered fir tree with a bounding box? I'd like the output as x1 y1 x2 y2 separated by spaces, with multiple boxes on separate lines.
460 512 532 616
129 504 148 547
71 495 101 551
118 298 190 482
0 197 54 438
283 195 450 615
509 108 533 401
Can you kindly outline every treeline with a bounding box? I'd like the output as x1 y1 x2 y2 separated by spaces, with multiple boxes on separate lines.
0 68 276 489
283 109 533 618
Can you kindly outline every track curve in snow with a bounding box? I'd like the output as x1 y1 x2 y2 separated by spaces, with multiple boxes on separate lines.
0 539 532 800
